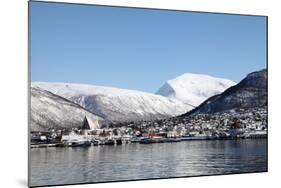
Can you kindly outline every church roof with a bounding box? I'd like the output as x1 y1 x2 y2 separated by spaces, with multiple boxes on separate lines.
81 116 99 130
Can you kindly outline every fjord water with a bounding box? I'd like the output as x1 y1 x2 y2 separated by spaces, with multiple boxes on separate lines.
30 139 267 187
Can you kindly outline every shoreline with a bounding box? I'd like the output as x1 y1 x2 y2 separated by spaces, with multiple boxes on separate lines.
30 136 267 149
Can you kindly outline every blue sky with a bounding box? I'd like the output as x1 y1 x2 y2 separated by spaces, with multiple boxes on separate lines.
30 2 267 93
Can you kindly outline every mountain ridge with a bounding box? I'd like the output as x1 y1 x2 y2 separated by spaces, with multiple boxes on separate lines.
31 86 105 131
181 69 267 116
32 82 194 123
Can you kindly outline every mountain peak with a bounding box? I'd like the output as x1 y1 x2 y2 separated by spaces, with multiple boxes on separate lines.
156 73 236 107
183 69 268 116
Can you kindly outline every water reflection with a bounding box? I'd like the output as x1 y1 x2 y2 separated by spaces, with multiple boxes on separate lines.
30 139 267 187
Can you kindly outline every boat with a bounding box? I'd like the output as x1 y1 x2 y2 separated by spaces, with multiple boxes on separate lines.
165 137 182 142
139 137 165 144
61 131 91 147
70 140 91 147
181 135 209 141
116 139 122 145
139 138 153 144
92 140 100 146
104 139 115 145
131 137 141 143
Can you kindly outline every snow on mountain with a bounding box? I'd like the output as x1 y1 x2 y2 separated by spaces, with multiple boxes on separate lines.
182 69 267 115
32 82 193 123
156 73 236 107
31 86 105 131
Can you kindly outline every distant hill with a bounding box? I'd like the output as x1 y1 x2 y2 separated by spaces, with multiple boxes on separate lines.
31 86 105 131
32 82 193 123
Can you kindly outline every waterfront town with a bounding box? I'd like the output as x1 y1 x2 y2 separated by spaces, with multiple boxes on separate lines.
30 107 267 148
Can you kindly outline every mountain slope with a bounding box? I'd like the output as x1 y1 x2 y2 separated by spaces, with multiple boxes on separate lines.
32 83 193 122
156 73 236 107
31 86 105 131
182 69 267 116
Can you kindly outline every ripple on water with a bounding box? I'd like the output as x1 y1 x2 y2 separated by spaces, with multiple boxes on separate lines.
30 139 267 187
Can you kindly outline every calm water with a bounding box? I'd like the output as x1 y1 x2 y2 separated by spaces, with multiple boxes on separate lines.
30 139 267 187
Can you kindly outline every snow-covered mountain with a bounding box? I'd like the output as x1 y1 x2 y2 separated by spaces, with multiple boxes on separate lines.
156 73 236 107
183 69 267 115
32 82 193 123
31 86 105 131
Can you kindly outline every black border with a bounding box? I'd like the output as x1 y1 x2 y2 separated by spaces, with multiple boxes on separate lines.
28 1 269 187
